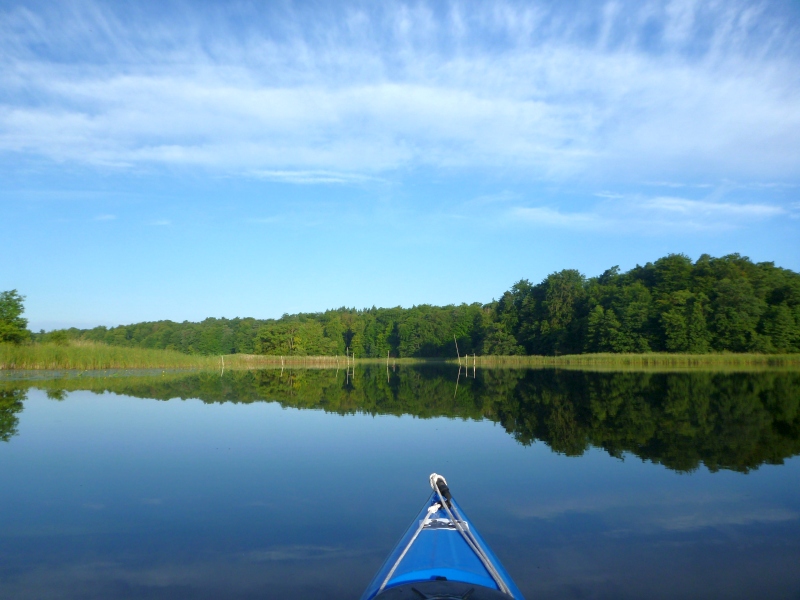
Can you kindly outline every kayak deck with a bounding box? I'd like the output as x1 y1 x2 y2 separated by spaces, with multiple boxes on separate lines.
361 474 525 600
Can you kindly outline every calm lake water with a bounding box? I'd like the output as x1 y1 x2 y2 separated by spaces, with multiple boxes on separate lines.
1 366 799 599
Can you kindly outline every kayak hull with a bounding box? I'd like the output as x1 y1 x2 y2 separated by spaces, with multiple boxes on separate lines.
361 488 525 600
372 580 515 599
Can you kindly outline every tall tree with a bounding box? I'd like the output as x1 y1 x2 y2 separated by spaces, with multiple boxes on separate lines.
0 290 29 344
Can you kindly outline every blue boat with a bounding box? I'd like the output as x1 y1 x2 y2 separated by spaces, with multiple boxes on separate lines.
361 474 525 600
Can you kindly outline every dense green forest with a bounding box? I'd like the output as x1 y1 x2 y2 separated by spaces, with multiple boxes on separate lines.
4 366 799 472
20 253 800 356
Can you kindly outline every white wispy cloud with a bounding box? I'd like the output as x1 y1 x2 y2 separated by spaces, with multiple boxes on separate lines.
507 194 786 232
594 191 627 200
251 170 379 185
645 182 715 189
0 1 798 183
641 196 785 219
93 214 116 221
511 206 609 230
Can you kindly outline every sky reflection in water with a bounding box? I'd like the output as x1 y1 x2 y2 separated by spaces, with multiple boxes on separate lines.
1 366 799 599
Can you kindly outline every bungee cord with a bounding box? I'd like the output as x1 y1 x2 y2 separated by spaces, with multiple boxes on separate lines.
429 473 513 597
375 473 515 597
377 502 442 594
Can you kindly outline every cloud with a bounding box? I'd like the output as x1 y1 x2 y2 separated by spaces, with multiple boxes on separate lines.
641 196 785 219
507 194 786 233
645 182 715 189
0 1 798 183
150 219 171 226
250 170 378 185
511 206 609 230
93 214 116 221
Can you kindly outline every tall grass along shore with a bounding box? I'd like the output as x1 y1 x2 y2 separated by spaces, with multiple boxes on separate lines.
470 353 800 370
2 342 799 371
1 342 361 371
1 342 218 370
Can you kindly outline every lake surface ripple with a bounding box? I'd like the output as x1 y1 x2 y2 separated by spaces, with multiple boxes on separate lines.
1 366 799 599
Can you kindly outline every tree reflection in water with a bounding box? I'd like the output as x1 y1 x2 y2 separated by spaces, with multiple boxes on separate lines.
3 366 799 473
0 387 25 442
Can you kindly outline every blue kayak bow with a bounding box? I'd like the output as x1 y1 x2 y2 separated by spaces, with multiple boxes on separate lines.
360 474 525 600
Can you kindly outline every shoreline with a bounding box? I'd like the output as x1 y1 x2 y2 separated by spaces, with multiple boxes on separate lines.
2 342 799 372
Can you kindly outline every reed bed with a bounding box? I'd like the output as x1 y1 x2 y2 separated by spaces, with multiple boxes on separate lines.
0 342 219 370
3 342 798 372
211 354 428 370
223 354 361 369
0 343 394 371
470 353 800 370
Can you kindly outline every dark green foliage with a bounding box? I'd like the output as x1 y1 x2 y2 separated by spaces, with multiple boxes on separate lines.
659 291 710 353
710 278 765 351
482 323 524 355
42 317 263 355
497 254 800 355
33 253 800 356
255 317 338 356
0 290 29 344
48 330 70 346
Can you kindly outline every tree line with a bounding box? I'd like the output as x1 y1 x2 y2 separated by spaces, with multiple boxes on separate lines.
8 253 800 356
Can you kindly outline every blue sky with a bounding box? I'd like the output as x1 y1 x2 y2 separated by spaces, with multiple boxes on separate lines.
2 0 799 331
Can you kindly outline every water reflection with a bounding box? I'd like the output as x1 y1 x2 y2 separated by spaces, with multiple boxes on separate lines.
0 387 25 442
2 367 799 600
3 366 799 473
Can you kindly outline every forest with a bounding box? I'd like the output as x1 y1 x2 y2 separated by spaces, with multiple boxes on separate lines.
17 253 800 357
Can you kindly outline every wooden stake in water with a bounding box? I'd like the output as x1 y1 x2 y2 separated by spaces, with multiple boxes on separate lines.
454 335 461 366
